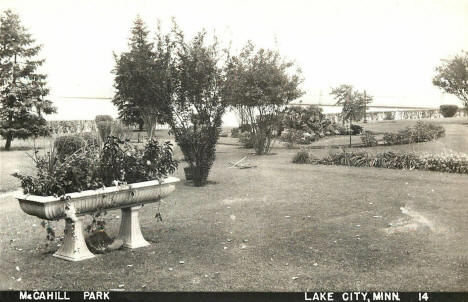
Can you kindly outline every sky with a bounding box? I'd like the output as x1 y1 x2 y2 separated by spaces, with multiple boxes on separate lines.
1 0 467 120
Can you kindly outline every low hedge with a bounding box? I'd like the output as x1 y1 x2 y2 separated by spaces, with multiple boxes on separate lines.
301 149 468 174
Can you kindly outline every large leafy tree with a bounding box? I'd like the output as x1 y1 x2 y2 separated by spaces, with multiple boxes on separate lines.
330 84 372 147
167 28 228 186
113 17 172 138
433 51 468 109
0 10 56 150
224 41 304 155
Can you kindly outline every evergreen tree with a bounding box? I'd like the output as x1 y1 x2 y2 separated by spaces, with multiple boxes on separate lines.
113 16 171 138
0 10 56 150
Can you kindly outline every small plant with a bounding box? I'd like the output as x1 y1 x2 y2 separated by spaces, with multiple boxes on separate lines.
360 131 378 147
292 149 310 164
439 105 458 118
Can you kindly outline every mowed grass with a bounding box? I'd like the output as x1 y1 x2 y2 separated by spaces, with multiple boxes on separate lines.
0 118 467 291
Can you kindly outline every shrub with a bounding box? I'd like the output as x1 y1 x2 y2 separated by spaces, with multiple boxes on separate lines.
350 124 363 135
239 131 254 148
95 115 114 142
13 136 178 196
360 131 378 147
292 149 310 164
172 125 219 187
54 134 87 159
439 105 458 118
383 111 395 120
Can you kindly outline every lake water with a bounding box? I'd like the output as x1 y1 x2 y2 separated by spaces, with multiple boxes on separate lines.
46 97 434 127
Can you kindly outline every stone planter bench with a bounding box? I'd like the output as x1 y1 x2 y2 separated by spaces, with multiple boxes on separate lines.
15 177 180 262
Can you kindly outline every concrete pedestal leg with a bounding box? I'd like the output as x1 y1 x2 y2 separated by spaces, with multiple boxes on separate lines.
117 205 150 249
53 218 95 262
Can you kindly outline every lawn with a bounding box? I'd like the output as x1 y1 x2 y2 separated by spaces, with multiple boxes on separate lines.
0 118 467 291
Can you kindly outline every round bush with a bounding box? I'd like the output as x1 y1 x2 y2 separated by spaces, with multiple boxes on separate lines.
439 105 458 118
95 115 114 123
54 135 86 158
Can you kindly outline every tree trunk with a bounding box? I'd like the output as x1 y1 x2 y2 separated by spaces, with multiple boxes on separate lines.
5 135 12 150
138 121 144 132
349 120 352 148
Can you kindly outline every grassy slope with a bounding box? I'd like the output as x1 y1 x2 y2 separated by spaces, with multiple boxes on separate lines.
0 132 467 290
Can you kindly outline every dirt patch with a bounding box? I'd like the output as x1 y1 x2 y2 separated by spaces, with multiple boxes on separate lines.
385 206 438 234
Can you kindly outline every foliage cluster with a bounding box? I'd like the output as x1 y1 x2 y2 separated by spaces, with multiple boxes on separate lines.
277 105 348 146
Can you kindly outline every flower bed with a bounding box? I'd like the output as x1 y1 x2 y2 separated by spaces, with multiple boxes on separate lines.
382 121 445 145
295 149 468 174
